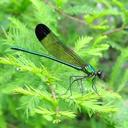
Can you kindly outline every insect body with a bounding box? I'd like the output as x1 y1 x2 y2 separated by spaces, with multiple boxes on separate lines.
11 24 103 94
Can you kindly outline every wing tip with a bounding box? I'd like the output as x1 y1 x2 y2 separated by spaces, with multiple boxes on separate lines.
35 24 51 41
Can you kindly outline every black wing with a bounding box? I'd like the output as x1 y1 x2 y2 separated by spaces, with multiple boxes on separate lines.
35 24 87 68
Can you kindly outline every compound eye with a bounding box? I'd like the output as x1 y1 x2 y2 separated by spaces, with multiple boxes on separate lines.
97 70 103 79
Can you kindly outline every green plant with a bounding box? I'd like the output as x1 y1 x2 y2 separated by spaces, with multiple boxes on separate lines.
0 0 128 128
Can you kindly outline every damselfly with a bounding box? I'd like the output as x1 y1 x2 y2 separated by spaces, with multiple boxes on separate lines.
11 24 103 95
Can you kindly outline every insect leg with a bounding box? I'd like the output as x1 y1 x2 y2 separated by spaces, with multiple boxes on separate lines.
79 79 84 95
92 77 99 95
62 76 84 95
71 76 86 95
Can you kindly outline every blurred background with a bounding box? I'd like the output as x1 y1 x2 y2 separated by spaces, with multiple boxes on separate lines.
0 0 128 128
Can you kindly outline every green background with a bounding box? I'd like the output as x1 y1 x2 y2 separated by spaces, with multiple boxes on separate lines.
0 0 128 128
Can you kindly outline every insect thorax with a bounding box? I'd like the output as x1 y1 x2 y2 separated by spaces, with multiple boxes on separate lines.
84 64 96 74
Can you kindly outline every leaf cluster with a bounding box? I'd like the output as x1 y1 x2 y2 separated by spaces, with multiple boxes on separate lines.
0 0 128 128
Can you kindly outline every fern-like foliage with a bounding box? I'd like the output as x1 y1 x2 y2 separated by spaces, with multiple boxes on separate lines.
0 0 128 127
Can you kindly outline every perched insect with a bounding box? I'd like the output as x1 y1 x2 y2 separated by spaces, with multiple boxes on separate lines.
11 24 103 95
